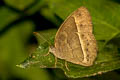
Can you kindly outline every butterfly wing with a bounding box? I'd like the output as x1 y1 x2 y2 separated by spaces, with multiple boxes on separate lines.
51 7 97 66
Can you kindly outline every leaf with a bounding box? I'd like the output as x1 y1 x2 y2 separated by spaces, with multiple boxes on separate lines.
4 0 35 10
40 5 62 26
48 0 120 41
18 0 120 78
18 32 120 78
0 20 53 80
17 29 57 68
0 6 19 31
26 0 46 15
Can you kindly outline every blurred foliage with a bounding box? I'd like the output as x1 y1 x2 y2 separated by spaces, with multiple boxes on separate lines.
4 0 35 10
0 0 120 80
0 6 19 31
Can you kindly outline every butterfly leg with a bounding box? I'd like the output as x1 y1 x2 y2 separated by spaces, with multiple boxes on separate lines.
43 46 52 56
43 52 50 56
44 46 55 56
44 52 57 68
54 56 57 68
65 61 70 71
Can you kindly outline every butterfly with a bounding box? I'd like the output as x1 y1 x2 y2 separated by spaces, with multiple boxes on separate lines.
48 6 97 71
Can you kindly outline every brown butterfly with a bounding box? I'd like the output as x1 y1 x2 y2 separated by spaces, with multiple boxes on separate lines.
48 6 97 71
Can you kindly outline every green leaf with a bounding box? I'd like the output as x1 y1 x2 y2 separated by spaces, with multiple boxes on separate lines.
0 6 19 31
4 0 35 10
18 32 120 78
26 0 45 15
18 0 120 78
0 20 52 80
47 0 120 41
36 29 57 45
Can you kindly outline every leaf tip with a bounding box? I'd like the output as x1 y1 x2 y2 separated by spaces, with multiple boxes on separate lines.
16 64 26 69
33 32 39 36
